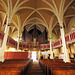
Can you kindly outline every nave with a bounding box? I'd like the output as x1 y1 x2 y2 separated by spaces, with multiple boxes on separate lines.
26 61 45 75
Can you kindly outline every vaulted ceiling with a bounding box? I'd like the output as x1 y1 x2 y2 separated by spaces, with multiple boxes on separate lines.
0 0 75 41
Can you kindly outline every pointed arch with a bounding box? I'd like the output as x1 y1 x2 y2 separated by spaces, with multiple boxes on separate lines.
22 17 46 30
21 10 48 30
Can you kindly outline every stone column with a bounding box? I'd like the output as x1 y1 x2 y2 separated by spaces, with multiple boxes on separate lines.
50 37 54 59
17 28 20 51
17 36 20 51
38 50 40 60
0 17 11 62
59 20 70 62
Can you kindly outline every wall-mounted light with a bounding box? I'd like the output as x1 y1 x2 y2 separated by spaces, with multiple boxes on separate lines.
59 26 63 29
47 37 53 39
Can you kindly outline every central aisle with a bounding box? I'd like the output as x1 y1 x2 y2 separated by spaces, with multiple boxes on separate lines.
26 60 45 75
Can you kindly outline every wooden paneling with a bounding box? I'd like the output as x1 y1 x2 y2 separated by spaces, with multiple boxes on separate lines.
14 52 21 59
6 52 14 59
4 52 30 60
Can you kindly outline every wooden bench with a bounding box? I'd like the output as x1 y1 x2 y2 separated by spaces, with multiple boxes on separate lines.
0 67 23 75
39 59 75 75
49 67 75 75
0 59 31 75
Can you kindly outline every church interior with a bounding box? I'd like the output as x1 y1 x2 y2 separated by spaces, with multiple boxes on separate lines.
0 0 75 75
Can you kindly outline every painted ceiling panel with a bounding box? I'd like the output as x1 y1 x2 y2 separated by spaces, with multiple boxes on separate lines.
21 0 36 9
18 9 33 25
64 0 73 10
12 0 17 9
51 16 58 28
64 8 75 17
64 17 72 27
13 14 18 25
47 0 54 8
39 10 53 26
0 4 6 13
36 0 52 10
54 0 61 11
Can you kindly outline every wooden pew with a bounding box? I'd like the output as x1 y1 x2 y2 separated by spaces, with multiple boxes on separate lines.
49 67 75 75
39 59 75 75
0 59 31 75
0 67 23 75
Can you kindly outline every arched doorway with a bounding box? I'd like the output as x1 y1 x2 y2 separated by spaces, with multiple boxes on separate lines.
31 51 37 61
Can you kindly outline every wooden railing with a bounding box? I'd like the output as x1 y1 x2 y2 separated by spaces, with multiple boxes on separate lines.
40 29 75 49
0 30 30 49
0 29 75 50
19 43 30 49
7 36 17 48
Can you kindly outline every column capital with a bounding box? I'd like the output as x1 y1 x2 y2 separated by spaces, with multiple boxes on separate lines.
8 17 12 24
58 17 63 23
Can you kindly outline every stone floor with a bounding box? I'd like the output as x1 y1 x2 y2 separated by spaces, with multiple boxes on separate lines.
26 60 45 75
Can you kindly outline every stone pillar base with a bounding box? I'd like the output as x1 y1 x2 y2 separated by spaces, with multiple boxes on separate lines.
0 56 5 62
